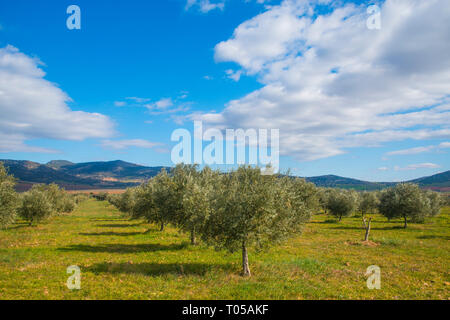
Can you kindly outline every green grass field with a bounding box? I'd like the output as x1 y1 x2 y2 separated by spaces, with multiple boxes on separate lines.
0 199 449 300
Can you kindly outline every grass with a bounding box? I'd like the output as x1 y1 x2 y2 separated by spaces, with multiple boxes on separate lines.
0 199 449 300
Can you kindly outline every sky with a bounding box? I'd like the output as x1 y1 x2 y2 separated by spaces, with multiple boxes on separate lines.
0 0 449 182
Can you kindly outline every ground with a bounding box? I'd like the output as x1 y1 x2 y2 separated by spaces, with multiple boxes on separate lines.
0 199 449 300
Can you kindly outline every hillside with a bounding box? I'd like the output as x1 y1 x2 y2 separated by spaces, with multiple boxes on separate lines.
1 159 448 191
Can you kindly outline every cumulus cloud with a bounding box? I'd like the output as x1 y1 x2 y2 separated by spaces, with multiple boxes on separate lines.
198 0 450 161
100 139 162 150
0 45 115 153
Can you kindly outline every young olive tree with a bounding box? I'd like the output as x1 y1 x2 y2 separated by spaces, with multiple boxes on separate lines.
18 187 54 225
200 166 314 277
326 189 358 222
378 183 429 228
132 169 177 231
172 164 218 245
318 188 333 214
0 163 19 229
424 190 443 217
109 188 137 215
358 191 380 240
33 183 75 214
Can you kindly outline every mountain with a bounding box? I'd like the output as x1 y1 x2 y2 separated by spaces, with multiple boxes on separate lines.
304 175 395 190
59 160 167 181
1 159 448 192
46 160 74 170
409 170 450 191
0 159 168 191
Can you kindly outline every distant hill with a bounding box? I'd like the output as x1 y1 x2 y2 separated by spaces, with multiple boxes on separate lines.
0 159 169 191
304 175 395 190
1 159 448 192
46 160 74 170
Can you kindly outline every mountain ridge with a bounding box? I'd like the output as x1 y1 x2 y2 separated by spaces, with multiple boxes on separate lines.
1 159 448 192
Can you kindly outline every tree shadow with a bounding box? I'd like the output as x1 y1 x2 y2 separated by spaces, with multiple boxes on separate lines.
94 223 143 228
332 226 405 231
85 262 232 277
417 235 450 240
79 231 149 237
6 222 30 230
91 219 130 222
58 242 189 253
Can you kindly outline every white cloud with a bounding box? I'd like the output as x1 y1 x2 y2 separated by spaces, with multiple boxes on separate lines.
386 141 450 155
198 0 450 161
378 166 389 171
100 139 162 150
185 0 225 13
0 45 115 153
395 163 441 171
146 98 174 110
225 69 243 81
114 101 126 107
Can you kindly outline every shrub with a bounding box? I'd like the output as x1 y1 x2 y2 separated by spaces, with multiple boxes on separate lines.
0 163 19 229
378 183 430 228
18 188 53 225
326 189 358 221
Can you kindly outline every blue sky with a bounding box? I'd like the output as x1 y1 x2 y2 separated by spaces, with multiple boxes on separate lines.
0 0 448 182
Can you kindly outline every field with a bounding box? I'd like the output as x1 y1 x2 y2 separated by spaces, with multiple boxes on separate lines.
0 199 448 300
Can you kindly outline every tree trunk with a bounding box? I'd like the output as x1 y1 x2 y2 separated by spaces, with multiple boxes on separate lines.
364 218 372 241
338 215 342 222
403 216 407 229
242 242 251 277
160 221 164 231
362 215 367 229
190 227 197 245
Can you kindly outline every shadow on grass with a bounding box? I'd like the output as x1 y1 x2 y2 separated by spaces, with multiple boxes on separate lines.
94 223 143 228
7 223 30 230
58 242 189 253
85 262 232 277
79 231 149 237
332 226 406 231
417 234 450 240
91 218 130 222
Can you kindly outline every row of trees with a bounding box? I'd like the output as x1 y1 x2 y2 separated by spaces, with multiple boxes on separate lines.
318 184 443 240
108 165 319 276
108 165 444 275
0 163 79 228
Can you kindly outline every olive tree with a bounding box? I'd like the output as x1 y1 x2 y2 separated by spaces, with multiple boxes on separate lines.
358 191 380 240
0 163 19 229
18 187 53 225
200 166 315 277
171 164 218 245
132 169 177 231
326 189 358 222
33 183 75 214
108 188 137 215
424 190 443 217
378 183 430 228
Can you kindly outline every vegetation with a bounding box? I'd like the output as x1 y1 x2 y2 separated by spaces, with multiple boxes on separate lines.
0 199 448 299
378 184 439 228
325 189 359 222
17 187 54 226
0 163 19 229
